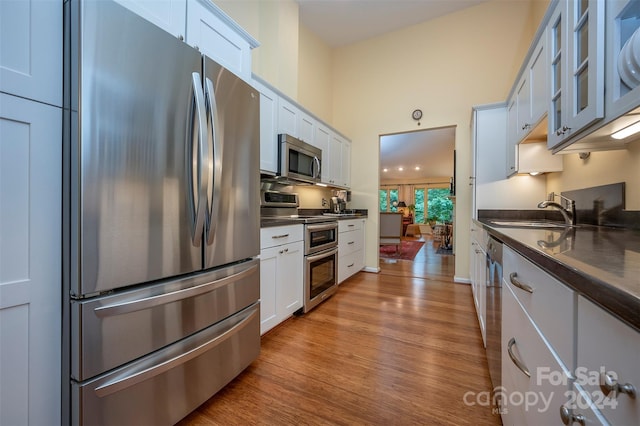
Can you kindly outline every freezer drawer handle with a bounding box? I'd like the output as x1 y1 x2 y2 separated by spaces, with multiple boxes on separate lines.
94 305 258 398
94 264 258 317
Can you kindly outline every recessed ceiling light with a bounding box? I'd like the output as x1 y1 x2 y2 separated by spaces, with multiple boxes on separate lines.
398 167 404 171
415 166 420 171
383 168 388 172
611 120 640 140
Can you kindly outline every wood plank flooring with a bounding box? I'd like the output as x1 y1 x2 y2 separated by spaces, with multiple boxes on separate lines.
178 236 500 425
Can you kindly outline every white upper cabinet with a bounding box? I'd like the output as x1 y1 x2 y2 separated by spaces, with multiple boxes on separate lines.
114 0 186 39
547 0 605 149
298 110 315 145
277 97 299 138
0 0 62 107
253 79 279 174
185 0 258 81
605 0 640 120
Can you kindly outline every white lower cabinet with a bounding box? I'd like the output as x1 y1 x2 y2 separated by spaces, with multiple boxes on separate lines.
469 222 487 346
0 93 62 425
576 296 640 426
501 283 571 426
337 219 365 283
259 225 303 334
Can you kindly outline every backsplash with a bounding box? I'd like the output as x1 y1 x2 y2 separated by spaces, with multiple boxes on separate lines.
561 183 625 227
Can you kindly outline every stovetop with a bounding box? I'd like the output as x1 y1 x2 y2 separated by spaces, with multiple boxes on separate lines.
260 215 337 225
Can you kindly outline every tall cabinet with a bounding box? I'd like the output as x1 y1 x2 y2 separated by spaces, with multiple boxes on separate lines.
0 1 63 424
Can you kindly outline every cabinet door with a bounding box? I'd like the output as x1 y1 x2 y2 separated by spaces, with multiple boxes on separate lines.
529 39 548 125
254 81 278 174
298 111 315 144
186 0 252 80
0 0 62 106
259 247 278 335
315 124 332 184
328 134 343 186
515 74 531 142
114 0 186 39
277 241 304 317
577 296 640 426
341 139 351 188
0 94 61 425
548 0 605 149
506 99 518 176
277 97 299 137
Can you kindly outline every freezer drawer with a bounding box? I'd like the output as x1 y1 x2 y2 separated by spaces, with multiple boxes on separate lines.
71 259 259 381
72 302 260 426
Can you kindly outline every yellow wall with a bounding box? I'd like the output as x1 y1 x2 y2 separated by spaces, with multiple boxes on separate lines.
547 139 640 209
330 0 536 279
298 25 333 123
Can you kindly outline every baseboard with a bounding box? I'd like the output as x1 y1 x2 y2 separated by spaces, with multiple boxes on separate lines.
363 266 380 274
454 276 471 284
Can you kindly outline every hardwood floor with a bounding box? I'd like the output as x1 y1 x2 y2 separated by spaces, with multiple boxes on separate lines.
178 235 500 425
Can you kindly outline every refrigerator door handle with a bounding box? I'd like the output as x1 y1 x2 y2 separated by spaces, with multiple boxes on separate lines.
93 304 259 398
190 72 209 246
205 77 222 245
93 263 258 318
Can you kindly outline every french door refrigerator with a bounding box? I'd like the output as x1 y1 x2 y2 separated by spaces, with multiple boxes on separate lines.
62 1 260 424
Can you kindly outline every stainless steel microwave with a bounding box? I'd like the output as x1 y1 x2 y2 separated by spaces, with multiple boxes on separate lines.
278 134 322 184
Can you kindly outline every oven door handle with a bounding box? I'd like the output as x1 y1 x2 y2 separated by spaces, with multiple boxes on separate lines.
306 222 338 232
305 247 338 263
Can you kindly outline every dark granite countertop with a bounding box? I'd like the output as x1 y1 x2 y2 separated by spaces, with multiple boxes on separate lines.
475 218 640 331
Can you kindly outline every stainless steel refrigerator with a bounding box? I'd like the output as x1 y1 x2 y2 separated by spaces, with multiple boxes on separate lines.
62 1 260 424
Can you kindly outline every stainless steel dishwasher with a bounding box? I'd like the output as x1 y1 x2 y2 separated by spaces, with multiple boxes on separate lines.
485 236 503 402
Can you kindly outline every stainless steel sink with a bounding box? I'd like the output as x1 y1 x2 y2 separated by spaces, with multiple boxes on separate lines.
488 220 573 229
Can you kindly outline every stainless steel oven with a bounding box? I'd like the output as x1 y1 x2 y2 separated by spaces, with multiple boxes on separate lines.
303 222 338 313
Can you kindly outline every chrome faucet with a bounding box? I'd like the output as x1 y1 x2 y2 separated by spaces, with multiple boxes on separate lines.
537 192 576 226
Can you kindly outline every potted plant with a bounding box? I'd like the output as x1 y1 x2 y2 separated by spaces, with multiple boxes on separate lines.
427 215 438 228
407 204 415 219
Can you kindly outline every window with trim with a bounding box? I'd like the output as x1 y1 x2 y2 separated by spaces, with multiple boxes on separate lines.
379 188 399 212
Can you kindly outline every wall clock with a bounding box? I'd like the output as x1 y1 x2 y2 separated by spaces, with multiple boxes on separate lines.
412 109 422 121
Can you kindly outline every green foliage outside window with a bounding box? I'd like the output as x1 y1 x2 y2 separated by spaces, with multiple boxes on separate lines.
428 188 453 222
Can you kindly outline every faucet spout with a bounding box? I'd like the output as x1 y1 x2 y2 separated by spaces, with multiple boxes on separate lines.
537 195 576 226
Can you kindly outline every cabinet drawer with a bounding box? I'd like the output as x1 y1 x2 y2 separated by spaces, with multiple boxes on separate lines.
338 250 363 283
260 225 303 249
502 284 571 425
503 245 575 368
338 219 363 233
577 296 640 426
338 231 363 255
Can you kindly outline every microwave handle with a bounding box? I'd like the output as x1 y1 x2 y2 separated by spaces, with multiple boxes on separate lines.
313 156 321 179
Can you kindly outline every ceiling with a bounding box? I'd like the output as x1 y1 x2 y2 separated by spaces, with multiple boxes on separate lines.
297 0 478 182
380 127 455 181
297 0 489 47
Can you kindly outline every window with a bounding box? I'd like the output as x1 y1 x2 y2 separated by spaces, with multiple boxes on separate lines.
379 188 399 212
427 188 453 222
414 188 425 223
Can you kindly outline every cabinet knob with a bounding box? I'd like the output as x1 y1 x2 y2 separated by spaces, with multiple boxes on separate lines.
522 123 531 130
556 125 572 136
560 405 585 426
600 372 636 399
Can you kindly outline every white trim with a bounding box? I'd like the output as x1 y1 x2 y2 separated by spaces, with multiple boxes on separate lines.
363 266 381 274
454 276 471 284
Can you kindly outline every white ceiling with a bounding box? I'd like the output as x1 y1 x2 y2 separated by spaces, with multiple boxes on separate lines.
297 0 489 47
296 0 477 181
380 127 455 181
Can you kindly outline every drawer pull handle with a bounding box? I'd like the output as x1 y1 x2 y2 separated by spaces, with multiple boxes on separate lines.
560 405 585 426
348 224 355 227
347 263 354 268
271 234 290 239
600 372 636 399
507 337 530 378
509 272 533 294
348 241 355 245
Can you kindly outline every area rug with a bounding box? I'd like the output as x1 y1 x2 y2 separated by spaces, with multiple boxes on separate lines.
379 241 424 261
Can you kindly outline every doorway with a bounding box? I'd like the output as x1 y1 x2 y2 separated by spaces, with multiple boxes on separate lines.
378 126 456 274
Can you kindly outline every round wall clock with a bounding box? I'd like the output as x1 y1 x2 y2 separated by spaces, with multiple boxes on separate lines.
412 109 423 121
